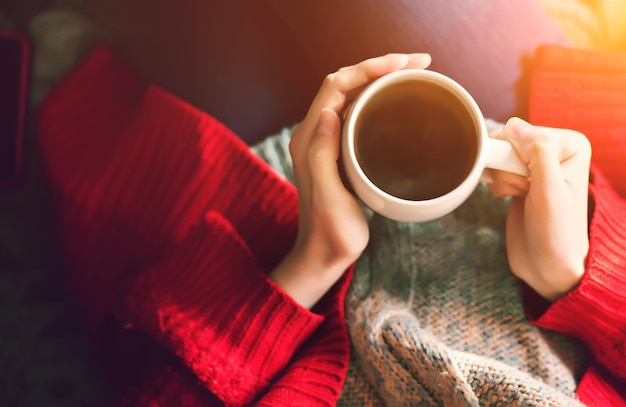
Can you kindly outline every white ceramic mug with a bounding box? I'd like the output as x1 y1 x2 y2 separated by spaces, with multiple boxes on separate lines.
341 69 529 223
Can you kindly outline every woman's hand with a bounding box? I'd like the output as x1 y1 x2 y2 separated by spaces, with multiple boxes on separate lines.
488 117 592 301
270 53 432 309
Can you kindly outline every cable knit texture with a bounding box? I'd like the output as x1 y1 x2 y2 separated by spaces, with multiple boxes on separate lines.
341 196 586 406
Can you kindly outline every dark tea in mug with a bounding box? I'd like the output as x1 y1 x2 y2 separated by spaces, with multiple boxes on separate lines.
354 80 478 201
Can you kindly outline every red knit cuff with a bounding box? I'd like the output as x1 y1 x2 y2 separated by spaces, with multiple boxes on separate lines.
576 364 626 407
120 211 323 406
528 168 626 382
255 266 354 407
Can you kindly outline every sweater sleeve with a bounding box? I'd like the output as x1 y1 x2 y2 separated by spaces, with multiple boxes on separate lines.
115 210 352 407
523 167 626 405
37 45 352 407
526 45 626 405
96 211 351 407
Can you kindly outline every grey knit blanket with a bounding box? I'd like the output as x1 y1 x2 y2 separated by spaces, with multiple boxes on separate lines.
253 126 587 407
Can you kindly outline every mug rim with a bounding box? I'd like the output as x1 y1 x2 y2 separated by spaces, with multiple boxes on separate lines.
343 69 488 208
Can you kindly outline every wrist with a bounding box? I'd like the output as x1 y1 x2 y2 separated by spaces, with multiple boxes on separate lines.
269 246 353 309
536 259 586 302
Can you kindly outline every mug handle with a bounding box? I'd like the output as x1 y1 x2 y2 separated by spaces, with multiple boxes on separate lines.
483 137 530 178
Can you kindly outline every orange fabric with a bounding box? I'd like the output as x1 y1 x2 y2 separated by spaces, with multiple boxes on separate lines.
528 44 626 406
530 45 626 197
538 0 626 50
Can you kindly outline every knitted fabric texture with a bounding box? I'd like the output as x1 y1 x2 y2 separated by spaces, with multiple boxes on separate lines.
529 44 626 198
38 45 352 407
526 45 626 407
28 9 626 405
253 127 587 407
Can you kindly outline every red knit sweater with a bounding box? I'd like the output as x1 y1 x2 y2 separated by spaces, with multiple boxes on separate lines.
38 46 350 407
37 45 626 406
526 45 626 406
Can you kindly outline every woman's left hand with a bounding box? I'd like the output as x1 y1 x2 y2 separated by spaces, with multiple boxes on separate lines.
270 53 432 309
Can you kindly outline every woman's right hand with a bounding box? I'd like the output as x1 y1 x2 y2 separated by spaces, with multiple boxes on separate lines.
488 118 592 302
270 53 432 309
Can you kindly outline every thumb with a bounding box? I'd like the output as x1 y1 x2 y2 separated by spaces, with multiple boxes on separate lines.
503 117 565 196
308 108 340 167
307 108 346 196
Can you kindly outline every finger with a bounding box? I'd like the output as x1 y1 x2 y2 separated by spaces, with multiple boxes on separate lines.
504 118 591 178
503 118 566 201
288 125 312 196
403 53 435 69
332 53 432 94
488 124 507 141
308 108 341 185
491 169 530 191
294 53 431 176
307 108 353 201
487 181 528 198
341 53 436 109
488 169 530 198
503 118 591 242
534 125 592 190
309 53 432 117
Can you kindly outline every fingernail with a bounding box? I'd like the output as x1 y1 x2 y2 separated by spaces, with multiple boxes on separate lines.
392 54 409 67
317 108 336 136
416 53 432 66
507 117 533 142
